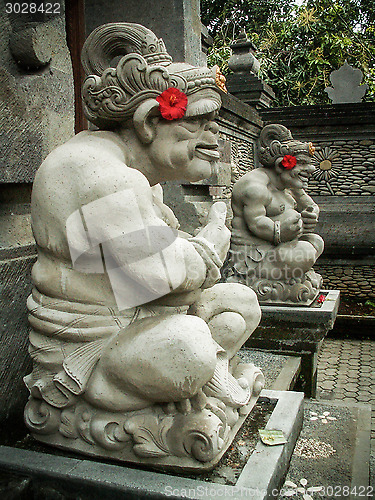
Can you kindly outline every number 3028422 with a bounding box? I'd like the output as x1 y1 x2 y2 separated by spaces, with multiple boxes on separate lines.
5 3 61 14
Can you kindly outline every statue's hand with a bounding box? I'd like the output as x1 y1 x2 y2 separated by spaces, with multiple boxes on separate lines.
196 202 231 261
301 207 318 233
280 213 303 242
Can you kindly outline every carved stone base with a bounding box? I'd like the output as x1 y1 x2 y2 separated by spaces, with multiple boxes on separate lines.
225 265 323 306
25 363 264 472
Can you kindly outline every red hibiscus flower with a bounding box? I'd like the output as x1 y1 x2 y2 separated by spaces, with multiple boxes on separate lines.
317 294 326 304
156 87 188 120
281 155 297 169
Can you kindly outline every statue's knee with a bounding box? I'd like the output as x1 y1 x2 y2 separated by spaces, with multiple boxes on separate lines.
232 283 258 306
204 284 260 352
209 282 258 310
85 315 217 410
208 311 246 353
312 234 324 256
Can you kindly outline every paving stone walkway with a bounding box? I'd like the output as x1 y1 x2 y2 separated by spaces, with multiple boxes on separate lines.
316 338 375 486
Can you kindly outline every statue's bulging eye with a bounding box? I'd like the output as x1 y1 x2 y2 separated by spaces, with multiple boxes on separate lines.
178 120 202 132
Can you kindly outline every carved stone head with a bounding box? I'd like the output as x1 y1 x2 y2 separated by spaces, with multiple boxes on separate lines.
258 124 315 169
81 23 222 130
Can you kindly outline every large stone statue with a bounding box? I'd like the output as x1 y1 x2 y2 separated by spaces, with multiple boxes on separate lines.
227 124 324 305
24 23 264 470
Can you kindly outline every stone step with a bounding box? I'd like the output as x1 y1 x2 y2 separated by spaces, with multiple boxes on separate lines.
281 399 372 499
0 389 304 499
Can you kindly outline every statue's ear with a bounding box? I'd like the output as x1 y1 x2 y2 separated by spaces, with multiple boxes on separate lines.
133 99 160 144
275 157 284 171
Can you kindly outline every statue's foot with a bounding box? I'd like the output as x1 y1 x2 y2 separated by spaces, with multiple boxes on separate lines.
203 351 264 407
305 269 323 290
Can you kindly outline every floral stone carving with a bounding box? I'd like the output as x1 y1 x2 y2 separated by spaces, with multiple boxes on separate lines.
225 124 324 305
24 22 264 470
325 61 368 104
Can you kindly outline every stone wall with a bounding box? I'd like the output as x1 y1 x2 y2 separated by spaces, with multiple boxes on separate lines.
0 1 74 423
314 261 375 299
261 103 375 300
308 139 375 197
222 132 255 181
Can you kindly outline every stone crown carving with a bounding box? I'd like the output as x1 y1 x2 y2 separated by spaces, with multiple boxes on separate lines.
258 124 314 167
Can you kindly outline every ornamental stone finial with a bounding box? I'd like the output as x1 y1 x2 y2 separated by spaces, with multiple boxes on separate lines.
325 61 368 104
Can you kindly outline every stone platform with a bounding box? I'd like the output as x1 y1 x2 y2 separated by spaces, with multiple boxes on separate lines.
246 290 340 398
0 389 304 499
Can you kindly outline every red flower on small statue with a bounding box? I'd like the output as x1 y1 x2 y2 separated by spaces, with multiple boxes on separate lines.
281 155 297 169
317 294 326 304
156 87 188 120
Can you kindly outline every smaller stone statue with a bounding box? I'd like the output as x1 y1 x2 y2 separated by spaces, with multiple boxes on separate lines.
227 124 324 305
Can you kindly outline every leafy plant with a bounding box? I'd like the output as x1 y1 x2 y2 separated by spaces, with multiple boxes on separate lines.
202 0 375 106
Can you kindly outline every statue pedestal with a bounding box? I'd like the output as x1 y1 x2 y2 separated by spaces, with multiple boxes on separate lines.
246 290 340 398
0 389 304 499
25 390 262 472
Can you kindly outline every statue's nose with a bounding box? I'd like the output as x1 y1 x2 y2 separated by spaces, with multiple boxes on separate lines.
204 121 219 134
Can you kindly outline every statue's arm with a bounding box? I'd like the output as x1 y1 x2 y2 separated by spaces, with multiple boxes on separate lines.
293 189 319 216
80 163 208 294
240 184 275 243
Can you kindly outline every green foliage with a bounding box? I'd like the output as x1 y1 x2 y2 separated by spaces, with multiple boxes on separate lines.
202 0 375 106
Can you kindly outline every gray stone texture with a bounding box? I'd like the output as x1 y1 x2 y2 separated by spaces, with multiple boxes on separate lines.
0 0 74 426
0 390 304 499
261 104 375 198
246 291 340 397
315 197 374 252
226 72 276 110
308 140 375 197
226 31 275 109
283 400 371 495
258 290 340 333
85 0 203 66
0 0 74 183
0 254 35 421
325 61 368 104
315 261 375 299
239 349 301 391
